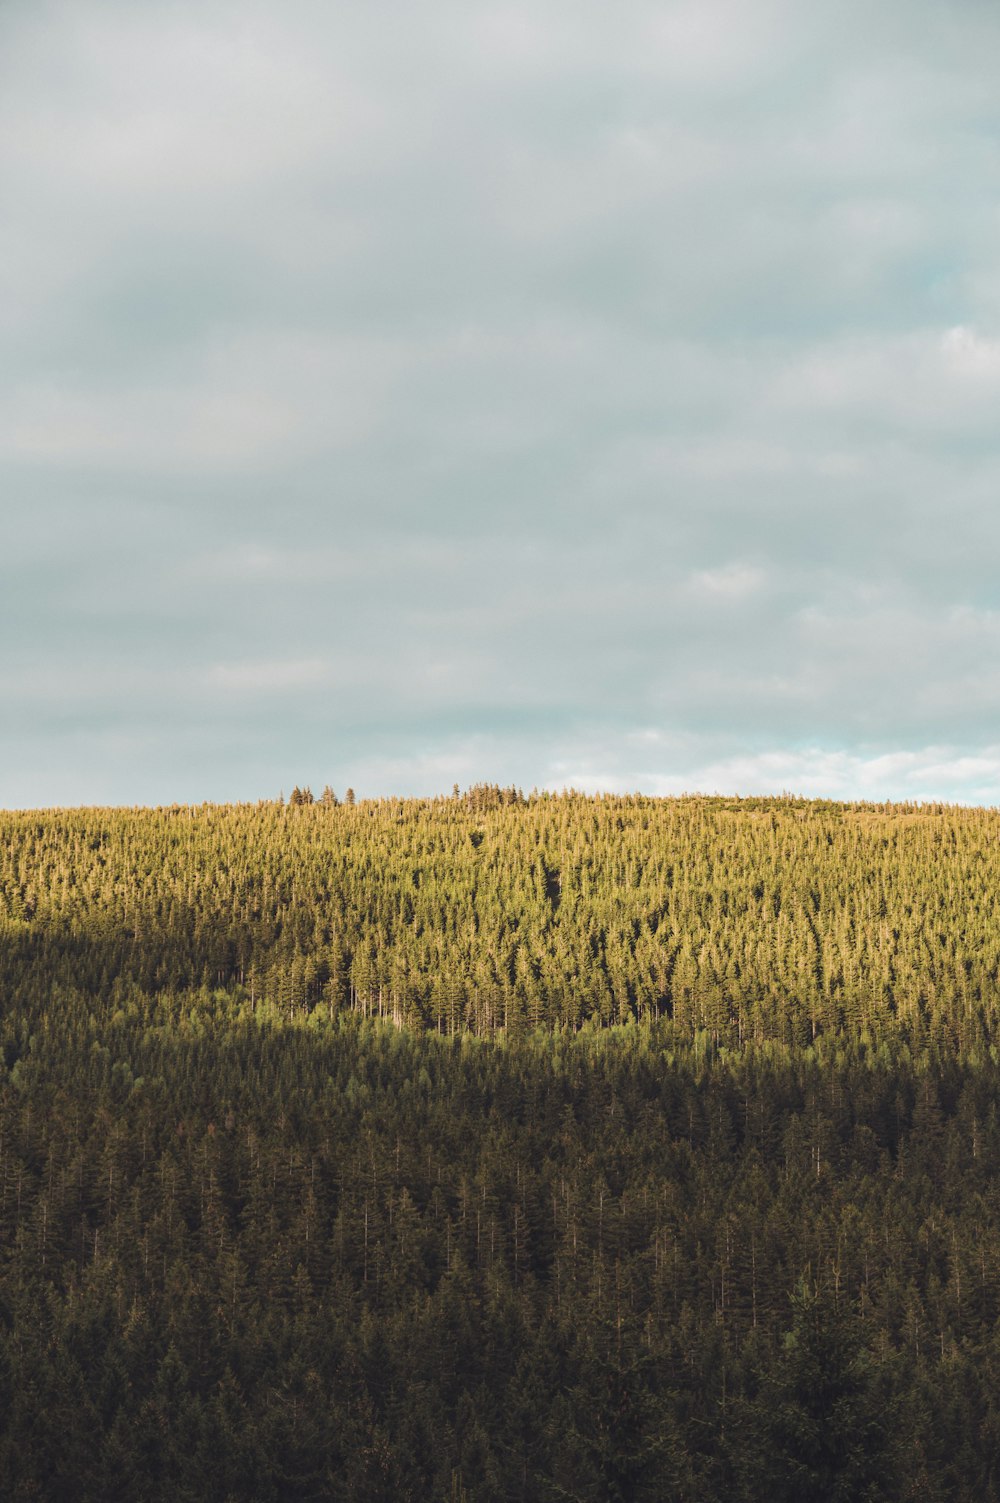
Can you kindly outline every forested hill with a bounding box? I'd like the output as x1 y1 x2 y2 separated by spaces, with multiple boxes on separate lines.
5 791 1000 1499
2 787 1000 1048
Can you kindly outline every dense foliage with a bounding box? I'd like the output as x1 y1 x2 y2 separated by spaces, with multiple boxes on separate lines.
5 787 1000 1049
2 790 1000 1498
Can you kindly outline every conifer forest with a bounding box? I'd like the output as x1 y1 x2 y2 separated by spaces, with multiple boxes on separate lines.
5 787 1000 1499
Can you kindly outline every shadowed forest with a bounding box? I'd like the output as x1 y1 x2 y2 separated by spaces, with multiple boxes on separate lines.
3 788 1000 1498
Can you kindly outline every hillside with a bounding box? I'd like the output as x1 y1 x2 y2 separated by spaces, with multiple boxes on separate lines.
2 792 1000 1499
3 788 1000 1047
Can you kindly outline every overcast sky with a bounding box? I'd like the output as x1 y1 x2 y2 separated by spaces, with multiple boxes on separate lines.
3 0 1000 807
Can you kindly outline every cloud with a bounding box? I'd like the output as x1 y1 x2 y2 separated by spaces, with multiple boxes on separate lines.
204 658 330 693
549 740 1000 807
941 324 1000 380
688 563 766 600
3 0 1000 806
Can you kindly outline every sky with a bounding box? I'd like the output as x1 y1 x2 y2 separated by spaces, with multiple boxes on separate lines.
3 0 1000 808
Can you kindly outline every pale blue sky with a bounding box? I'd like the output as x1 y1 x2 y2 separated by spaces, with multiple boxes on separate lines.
4 0 1000 806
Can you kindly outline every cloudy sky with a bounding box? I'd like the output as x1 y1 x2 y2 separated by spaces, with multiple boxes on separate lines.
3 0 1000 806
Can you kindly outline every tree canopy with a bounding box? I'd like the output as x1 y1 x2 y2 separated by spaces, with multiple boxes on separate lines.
1 790 999 1498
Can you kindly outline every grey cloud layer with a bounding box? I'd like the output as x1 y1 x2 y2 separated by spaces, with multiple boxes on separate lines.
2 0 999 804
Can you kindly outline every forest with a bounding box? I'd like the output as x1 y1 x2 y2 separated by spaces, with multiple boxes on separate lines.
2 787 1000 1498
